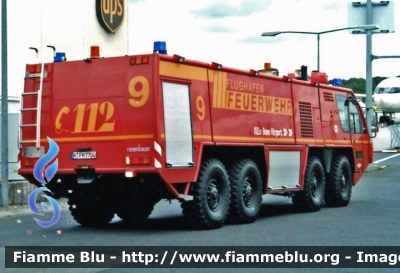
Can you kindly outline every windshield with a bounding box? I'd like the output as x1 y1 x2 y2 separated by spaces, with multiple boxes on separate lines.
375 87 400 94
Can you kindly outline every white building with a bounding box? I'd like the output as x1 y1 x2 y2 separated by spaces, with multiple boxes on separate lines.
3 0 129 97
0 97 22 180
1 0 130 180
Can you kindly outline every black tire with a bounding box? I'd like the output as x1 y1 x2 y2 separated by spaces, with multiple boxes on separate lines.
181 200 194 218
325 155 352 207
181 200 195 227
379 116 394 126
116 182 160 226
68 185 114 227
117 200 155 226
228 159 263 224
293 156 325 212
191 159 231 229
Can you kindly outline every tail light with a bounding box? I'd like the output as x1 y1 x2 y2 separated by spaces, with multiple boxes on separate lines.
25 64 47 79
126 156 151 165
22 157 39 167
129 55 149 65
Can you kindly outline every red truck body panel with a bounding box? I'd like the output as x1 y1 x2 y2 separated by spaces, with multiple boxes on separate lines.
18 53 373 197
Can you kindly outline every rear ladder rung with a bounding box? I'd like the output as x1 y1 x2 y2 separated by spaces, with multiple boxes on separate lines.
21 92 39 96
19 52 46 148
19 140 37 143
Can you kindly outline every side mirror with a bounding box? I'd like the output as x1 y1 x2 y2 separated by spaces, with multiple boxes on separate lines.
369 109 379 138
370 126 377 138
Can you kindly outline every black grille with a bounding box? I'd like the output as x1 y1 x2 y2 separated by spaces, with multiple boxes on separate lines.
323 92 334 102
299 101 314 138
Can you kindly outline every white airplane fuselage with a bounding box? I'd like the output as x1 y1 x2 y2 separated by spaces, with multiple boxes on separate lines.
374 77 400 114
374 93 400 113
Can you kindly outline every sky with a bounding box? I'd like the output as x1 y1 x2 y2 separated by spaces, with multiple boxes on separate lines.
127 0 400 80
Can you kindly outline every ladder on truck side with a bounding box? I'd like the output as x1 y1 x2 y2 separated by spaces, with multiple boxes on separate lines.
19 47 46 149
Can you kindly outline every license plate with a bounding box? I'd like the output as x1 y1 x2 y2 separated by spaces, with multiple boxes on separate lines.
71 151 97 160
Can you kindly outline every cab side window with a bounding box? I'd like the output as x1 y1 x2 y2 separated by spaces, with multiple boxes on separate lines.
336 95 349 132
336 95 363 134
349 103 362 133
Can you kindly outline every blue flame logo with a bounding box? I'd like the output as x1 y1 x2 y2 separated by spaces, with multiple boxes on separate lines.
33 137 59 184
28 187 61 228
29 137 61 228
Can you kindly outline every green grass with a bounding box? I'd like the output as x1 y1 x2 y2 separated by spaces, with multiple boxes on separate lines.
365 165 389 173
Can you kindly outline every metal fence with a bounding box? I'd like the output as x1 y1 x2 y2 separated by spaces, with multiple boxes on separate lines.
388 125 400 149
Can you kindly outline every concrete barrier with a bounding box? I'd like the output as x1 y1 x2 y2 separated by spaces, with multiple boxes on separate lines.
0 180 45 205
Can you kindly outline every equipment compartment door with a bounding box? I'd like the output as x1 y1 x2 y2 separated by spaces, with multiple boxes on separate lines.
162 82 194 167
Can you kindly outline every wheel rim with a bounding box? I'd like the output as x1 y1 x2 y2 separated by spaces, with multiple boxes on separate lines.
339 171 347 193
243 177 254 208
207 179 220 211
310 172 321 198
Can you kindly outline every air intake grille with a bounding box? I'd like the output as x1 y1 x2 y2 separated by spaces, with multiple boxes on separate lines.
299 102 314 138
323 92 334 102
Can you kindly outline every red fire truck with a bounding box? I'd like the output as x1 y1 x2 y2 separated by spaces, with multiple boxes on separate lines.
18 43 376 229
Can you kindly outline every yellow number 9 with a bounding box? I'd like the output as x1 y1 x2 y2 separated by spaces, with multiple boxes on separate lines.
196 96 205 121
128 76 149 107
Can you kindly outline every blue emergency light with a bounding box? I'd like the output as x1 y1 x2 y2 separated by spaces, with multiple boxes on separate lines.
332 78 342 87
54 52 66 62
153 41 167 54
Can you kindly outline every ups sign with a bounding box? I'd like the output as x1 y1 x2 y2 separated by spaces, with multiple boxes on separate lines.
96 0 124 33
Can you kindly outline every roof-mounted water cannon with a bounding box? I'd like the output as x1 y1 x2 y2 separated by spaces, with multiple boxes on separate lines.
153 41 167 54
288 65 309 81
258 63 279 76
300 65 308 81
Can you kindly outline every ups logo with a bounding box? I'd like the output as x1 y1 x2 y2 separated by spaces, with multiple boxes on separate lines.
96 0 124 33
